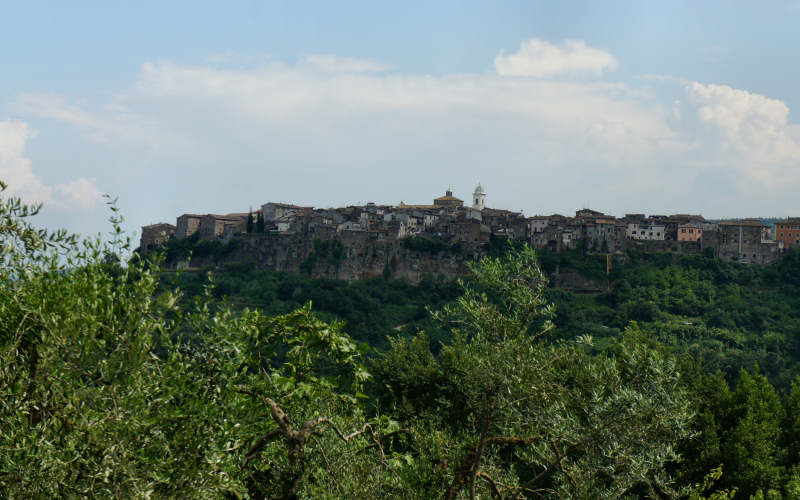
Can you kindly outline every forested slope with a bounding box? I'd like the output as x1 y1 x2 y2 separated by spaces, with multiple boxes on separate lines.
165 247 800 392
157 246 800 497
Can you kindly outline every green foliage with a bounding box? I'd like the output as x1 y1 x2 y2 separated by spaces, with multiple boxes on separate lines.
376 245 694 498
545 248 800 391
163 265 462 351
256 210 264 233
11 179 800 498
0 187 399 498
160 232 241 263
688 466 737 500
402 235 462 254
537 247 608 280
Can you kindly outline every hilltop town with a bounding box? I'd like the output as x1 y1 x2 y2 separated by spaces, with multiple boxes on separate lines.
141 186 798 281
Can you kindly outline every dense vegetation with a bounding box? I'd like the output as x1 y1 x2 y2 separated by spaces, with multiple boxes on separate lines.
157 239 800 497
541 248 800 392
5 185 800 497
161 260 462 351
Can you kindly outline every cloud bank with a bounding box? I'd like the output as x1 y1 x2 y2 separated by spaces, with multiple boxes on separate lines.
8 38 800 223
0 119 102 208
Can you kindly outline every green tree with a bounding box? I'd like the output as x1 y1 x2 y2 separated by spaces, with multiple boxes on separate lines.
0 185 401 498
247 209 254 233
717 369 785 496
256 210 265 233
377 244 694 498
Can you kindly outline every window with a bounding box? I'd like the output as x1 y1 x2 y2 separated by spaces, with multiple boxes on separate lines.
681 228 686 233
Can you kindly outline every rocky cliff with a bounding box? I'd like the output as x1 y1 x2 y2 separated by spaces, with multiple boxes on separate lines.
168 232 484 284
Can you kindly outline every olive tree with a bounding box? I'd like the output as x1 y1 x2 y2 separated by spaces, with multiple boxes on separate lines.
376 245 694 499
0 187 400 498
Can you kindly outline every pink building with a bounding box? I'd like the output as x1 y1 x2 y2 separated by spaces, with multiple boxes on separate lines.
677 223 703 242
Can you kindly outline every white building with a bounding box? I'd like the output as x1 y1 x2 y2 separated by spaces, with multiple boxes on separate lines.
528 216 550 234
626 223 666 241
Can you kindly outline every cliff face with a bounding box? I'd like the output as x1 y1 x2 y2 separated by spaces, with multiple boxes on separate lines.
172 232 483 284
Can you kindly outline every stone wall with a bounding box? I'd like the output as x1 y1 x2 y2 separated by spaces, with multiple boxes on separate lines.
622 239 702 255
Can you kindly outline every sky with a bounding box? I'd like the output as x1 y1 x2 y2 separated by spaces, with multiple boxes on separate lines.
2 1 800 240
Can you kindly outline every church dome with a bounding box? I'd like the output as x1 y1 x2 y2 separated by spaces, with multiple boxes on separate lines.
474 183 484 194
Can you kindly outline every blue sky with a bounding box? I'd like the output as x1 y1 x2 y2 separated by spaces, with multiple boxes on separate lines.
2 1 800 238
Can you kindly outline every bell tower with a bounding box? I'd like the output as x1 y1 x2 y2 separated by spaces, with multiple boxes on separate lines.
473 183 486 210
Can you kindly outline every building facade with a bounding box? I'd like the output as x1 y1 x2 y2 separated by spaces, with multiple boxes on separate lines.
776 218 800 249
677 223 703 242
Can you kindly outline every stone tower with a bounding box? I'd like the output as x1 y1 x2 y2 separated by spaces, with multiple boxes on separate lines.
473 183 486 210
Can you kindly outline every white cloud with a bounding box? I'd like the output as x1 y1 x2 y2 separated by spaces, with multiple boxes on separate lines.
130 60 676 155
54 178 104 209
687 82 800 186
302 54 392 73
0 119 49 202
0 119 102 208
12 92 192 151
494 39 618 78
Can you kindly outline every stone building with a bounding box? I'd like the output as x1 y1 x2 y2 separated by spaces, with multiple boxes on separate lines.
176 214 203 238
451 219 490 244
140 223 175 251
197 213 249 240
717 219 776 264
582 217 619 251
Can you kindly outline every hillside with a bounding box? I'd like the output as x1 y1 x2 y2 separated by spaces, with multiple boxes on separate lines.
163 245 800 391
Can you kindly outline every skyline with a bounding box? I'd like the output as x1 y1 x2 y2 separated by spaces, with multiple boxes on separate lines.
1 1 800 238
